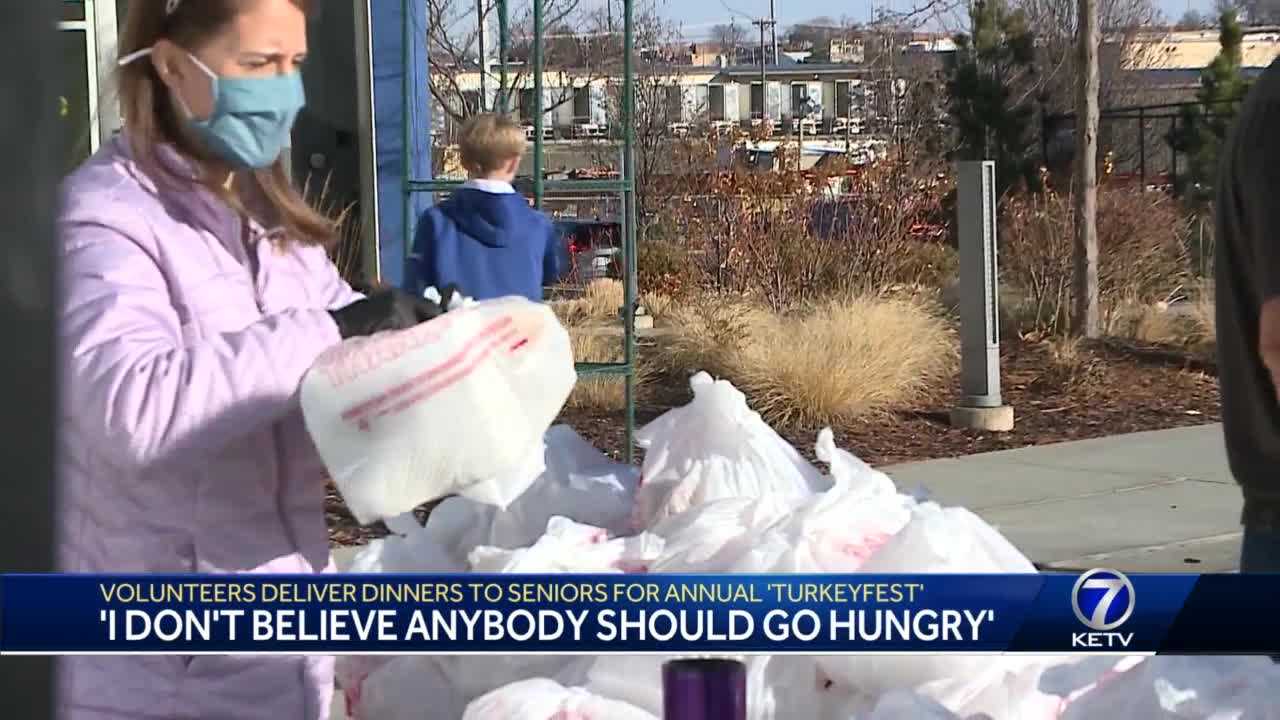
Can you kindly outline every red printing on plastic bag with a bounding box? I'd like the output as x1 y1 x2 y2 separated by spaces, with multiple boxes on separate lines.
317 309 465 388
344 323 529 430
339 316 513 424
365 326 524 426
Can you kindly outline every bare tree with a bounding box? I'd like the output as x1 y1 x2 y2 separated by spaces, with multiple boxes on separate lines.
710 22 747 62
1237 0 1280 23
426 0 602 128
1215 0 1244 17
1073 0 1101 337
1177 9 1211 28
593 1 704 234
1016 0 1161 111
1014 0 1169 180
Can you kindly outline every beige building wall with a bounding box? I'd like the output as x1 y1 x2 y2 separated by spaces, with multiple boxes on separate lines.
1121 27 1280 71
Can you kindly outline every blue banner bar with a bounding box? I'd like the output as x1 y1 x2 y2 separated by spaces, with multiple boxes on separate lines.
1 573 1273 655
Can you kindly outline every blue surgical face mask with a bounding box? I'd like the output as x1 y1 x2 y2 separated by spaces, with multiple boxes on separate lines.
119 48 306 170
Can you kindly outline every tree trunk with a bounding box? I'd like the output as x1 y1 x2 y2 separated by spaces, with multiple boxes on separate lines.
1072 0 1101 337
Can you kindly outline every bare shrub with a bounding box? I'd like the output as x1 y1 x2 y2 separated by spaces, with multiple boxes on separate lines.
1000 186 1190 337
637 238 699 297
655 156 954 309
1029 337 1105 394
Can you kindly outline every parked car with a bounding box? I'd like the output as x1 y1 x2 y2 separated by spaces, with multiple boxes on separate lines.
551 218 622 285
710 120 736 137
832 116 863 136
523 123 556 142
571 122 609 139
790 117 820 135
748 117 784 135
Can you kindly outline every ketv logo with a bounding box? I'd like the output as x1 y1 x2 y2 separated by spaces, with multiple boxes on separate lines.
1070 568 1136 650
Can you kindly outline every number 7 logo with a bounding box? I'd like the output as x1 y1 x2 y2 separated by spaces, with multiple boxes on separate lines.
1072 569 1136 632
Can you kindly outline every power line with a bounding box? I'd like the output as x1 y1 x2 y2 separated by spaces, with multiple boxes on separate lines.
720 0 757 23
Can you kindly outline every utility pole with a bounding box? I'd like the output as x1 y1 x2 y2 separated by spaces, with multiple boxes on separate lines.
476 0 488 112
752 18 777 132
770 0 779 65
1072 0 1101 337
799 98 805 170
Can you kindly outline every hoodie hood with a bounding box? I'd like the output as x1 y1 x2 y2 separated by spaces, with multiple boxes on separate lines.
441 188 531 248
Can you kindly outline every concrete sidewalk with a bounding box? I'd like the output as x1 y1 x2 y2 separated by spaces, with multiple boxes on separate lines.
884 424 1242 572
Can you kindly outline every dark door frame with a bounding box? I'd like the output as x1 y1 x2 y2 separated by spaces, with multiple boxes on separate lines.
0 2 60 718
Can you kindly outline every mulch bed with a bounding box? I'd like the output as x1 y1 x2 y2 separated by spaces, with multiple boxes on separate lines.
326 339 1220 547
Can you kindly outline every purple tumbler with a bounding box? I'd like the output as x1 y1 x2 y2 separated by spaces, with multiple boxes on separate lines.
662 658 747 720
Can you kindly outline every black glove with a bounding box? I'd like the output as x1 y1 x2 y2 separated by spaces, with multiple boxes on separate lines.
329 288 446 339
435 283 463 311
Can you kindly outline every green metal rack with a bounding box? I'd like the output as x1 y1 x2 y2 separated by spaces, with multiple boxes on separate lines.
401 0 640 462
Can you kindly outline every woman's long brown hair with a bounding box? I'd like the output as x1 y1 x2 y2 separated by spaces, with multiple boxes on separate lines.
117 0 333 246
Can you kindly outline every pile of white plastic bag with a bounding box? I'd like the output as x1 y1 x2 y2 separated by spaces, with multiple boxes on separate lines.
338 372 1280 720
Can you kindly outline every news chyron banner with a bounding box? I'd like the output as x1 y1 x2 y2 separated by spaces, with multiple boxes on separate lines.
0 572 1275 655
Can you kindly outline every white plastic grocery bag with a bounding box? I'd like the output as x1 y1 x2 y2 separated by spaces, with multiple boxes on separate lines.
345 512 467 574
913 658 1066 720
818 501 1036 698
648 497 790 573
346 655 467 720
335 655 391 719
727 429 913 574
844 689 966 720
300 296 576 524
462 678 658 720
858 501 1035 575
420 425 641 564
538 424 641 533
1045 656 1280 719
634 372 829 529
467 516 665 573
433 655 593 710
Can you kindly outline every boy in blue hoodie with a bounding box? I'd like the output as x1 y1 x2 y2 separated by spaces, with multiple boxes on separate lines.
410 114 560 301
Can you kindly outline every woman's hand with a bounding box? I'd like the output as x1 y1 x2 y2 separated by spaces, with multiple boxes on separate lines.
328 288 445 339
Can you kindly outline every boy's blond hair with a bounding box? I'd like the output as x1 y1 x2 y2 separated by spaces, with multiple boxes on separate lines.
458 114 527 176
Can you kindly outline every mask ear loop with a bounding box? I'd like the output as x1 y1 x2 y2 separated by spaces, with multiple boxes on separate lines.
117 48 215 120
183 52 218 80
119 47 214 78
117 48 153 67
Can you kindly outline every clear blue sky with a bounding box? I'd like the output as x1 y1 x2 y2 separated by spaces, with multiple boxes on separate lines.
641 0 1217 35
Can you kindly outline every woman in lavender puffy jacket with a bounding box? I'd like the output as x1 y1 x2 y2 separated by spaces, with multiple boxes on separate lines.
56 1 439 717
